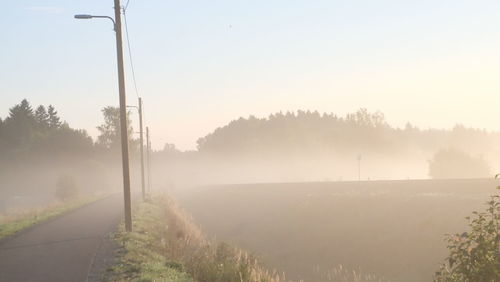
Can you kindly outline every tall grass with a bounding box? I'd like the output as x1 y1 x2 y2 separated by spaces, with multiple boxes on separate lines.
154 195 284 282
312 265 388 282
139 195 387 282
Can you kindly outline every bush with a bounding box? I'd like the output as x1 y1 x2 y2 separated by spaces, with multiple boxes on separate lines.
435 195 499 281
55 175 79 201
429 149 491 179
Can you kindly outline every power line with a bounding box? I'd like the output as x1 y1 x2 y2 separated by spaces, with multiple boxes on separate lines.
122 8 140 100
124 0 132 12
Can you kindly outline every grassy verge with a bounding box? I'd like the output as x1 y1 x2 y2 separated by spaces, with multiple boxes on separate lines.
109 195 388 282
107 199 192 282
108 196 283 282
0 194 108 239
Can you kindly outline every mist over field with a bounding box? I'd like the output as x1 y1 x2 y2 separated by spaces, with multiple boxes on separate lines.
1 99 498 281
151 109 499 190
3 2 500 282
177 180 496 281
146 110 499 281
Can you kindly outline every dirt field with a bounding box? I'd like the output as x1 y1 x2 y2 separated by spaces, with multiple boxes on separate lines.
176 179 499 282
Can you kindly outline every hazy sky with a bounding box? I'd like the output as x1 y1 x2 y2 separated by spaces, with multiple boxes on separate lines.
2 1 500 150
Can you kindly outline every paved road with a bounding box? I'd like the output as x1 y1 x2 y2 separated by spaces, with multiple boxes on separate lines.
0 194 124 282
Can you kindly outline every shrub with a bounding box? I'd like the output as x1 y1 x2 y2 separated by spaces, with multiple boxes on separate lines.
55 175 79 201
429 149 491 179
435 195 499 281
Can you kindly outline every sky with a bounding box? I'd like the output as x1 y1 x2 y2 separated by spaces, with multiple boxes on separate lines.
2 0 500 150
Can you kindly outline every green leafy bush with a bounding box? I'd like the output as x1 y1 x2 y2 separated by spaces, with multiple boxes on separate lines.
435 195 499 281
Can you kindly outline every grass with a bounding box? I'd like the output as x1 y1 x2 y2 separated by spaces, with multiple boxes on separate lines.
109 195 388 282
0 194 107 239
178 180 496 281
107 198 193 282
109 195 286 282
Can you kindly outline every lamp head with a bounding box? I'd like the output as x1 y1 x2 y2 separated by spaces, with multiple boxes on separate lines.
74 14 93 19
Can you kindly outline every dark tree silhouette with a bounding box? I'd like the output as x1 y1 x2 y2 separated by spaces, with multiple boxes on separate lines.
34 105 50 131
47 105 61 129
0 99 93 159
2 99 36 149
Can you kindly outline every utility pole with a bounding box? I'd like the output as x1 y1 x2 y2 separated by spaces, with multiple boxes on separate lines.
138 98 145 200
114 0 132 232
74 0 132 232
357 154 362 181
146 126 151 193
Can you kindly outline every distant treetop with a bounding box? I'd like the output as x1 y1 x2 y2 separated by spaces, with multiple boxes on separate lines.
196 109 500 158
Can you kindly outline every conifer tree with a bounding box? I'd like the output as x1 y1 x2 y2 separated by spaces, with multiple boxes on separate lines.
47 105 61 129
34 105 50 130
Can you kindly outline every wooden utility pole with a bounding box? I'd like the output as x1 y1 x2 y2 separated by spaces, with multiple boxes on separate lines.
138 98 145 200
146 126 151 193
114 0 132 232
357 154 362 181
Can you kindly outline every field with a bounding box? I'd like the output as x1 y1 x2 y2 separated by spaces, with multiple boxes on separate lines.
176 179 499 282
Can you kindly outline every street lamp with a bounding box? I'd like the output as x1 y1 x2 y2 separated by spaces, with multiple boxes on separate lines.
74 14 116 29
75 0 132 232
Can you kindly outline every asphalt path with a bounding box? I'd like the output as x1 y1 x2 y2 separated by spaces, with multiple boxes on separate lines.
0 194 124 282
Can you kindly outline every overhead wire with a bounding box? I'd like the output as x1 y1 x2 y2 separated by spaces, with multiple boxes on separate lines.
122 1 152 156
122 2 148 147
124 0 131 12
122 4 140 100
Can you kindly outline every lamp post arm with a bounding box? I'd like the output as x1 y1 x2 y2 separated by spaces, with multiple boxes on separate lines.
91 16 116 29
75 14 116 30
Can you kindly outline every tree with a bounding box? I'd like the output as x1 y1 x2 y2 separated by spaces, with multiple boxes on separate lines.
3 99 36 148
0 99 96 157
46 122 94 154
435 195 499 281
163 143 178 152
429 149 491 179
96 106 136 152
7 99 34 122
196 109 393 155
47 105 61 129
34 105 50 130
0 117 4 150
161 143 181 156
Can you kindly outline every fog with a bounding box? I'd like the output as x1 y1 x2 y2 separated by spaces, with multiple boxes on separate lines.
1 102 498 282
144 111 499 281
175 180 496 281
0 157 140 214
3 2 500 281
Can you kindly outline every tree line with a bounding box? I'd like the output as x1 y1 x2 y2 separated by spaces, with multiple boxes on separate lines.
192 109 497 178
2 99 496 178
196 108 500 159
0 99 136 162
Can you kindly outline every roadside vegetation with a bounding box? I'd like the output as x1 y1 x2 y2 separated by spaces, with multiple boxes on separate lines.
109 195 388 282
107 199 192 282
0 194 106 239
435 194 499 281
109 195 284 282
